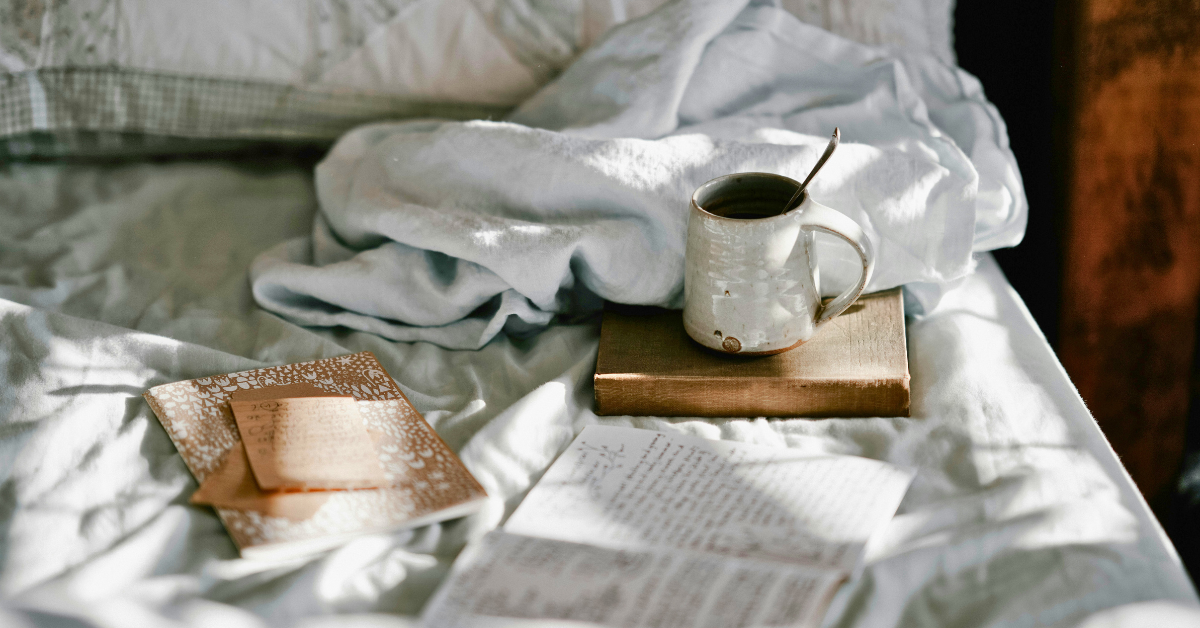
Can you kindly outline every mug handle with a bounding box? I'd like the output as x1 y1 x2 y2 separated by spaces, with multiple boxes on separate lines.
800 200 875 326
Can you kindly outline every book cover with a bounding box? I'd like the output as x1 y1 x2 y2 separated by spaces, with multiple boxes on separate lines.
143 351 486 559
595 288 910 417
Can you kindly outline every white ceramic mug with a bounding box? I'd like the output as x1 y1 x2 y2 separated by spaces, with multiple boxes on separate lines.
683 172 874 355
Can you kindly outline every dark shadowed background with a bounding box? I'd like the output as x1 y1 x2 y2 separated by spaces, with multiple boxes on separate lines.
954 0 1200 584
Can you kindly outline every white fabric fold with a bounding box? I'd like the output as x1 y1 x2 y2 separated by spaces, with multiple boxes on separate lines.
251 0 1027 349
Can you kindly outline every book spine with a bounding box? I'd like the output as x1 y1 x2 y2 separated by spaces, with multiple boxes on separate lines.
594 375 910 418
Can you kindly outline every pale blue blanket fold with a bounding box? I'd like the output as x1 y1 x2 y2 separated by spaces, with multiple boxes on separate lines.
251 0 1027 349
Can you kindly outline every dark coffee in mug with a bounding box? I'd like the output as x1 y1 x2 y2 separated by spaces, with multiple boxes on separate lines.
698 176 796 220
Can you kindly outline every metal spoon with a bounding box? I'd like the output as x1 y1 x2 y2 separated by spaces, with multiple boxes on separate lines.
783 127 840 212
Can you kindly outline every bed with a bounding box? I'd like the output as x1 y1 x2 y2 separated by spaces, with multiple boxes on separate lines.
1 1 1197 626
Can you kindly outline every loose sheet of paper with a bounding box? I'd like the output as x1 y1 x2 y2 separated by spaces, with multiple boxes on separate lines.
231 396 387 490
422 531 845 628
504 425 914 571
189 442 330 520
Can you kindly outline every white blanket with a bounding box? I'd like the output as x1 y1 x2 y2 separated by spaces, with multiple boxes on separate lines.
251 1 1027 349
0 161 1195 627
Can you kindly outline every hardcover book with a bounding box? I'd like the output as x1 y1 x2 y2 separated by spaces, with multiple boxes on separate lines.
143 351 487 560
594 288 910 417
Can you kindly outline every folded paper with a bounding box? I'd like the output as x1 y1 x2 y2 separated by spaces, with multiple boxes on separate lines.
189 442 330 521
231 396 387 491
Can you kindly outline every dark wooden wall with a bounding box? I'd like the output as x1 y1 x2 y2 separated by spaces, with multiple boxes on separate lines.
1057 0 1200 510
957 0 1200 579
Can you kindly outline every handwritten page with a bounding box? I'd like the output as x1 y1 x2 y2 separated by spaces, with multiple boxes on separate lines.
231 396 387 490
504 425 913 571
421 531 845 628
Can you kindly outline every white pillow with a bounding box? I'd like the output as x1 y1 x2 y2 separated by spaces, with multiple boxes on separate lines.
0 0 955 156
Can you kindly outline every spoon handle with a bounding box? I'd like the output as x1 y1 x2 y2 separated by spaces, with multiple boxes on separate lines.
784 127 840 212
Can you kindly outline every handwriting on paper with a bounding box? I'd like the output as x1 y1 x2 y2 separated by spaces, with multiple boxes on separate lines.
422 531 845 628
504 426 913 571
231 396 387 491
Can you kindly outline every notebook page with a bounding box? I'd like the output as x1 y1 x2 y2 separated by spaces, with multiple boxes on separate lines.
422 530 845 628
504 425 913 572
231 396 387 490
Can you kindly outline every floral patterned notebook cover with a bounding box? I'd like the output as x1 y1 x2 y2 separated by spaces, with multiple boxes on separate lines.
143 352 487 558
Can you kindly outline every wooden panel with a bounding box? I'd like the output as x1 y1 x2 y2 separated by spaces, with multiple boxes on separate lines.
1059 0 1200 506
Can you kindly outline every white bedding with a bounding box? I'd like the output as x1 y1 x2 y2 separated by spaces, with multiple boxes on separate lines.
1 0 957 157
0 160 1196 627
250 1 1025 350
0 0 956 107
0 0 1197 625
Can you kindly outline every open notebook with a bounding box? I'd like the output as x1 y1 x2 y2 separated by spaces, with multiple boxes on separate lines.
423 425 913 627
144 351 486 560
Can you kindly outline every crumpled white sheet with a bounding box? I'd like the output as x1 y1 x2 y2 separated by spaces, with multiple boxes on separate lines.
0 161 1195 627
250 0 1027 350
